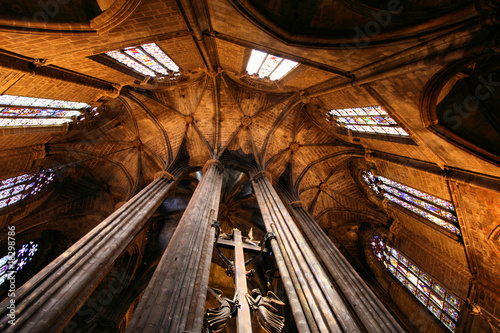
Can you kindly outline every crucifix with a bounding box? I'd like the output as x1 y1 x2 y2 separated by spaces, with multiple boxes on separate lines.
214 228 267 333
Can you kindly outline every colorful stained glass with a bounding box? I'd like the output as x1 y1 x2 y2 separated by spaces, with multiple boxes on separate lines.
258 54 283 78
106 50 156 77
408 262 420 275
0 170 55 210
446 294 461 309
428 302 441 317
416 290 428 305
379 184 458 222
444 303 459 321
0 95 89 127
441 314 456 332
407 282 417 295
246 49 267 75
363 171 460 234
0 241 38 286
378 176 455 211
371 236 385 261
384 194 461 235
328 106 408 136
0 95 88 110
107 44 181 77
372 236 461 332
246 49 297 80
407 271 418 286
142 43 180 72
269 58 298 80
417 280 430 296
433 283 447 298
124 47 169 75
0 118 73 127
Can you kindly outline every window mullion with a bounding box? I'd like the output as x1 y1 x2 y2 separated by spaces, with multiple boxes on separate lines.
257 54 269 74
120 50 152 73
268 58 284 76
138 46 168 74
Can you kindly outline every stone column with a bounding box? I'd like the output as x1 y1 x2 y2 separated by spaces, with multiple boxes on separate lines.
126 159 224 333
287 198 404 333
252 172 361 333
0 171 178 332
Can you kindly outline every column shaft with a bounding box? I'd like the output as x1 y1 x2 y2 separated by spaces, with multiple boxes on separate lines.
126 162 224 333
252 174 361 333
288 199 404 333
0 174 177 332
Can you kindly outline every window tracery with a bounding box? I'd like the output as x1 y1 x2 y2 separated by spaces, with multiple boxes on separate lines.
371 236 461 332
0 169 55 209
328 106 409 136
246 49 298 81
0 95 91 127
363 171 460 235
0 241 39 286
106 43 180 79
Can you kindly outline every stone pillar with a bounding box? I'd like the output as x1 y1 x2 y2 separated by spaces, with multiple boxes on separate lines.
126 159 224 333
0 171 177 332
252 172 361 333
287 198 404 332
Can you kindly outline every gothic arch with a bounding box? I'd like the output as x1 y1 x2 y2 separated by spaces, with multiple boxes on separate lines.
420 55 500 166
0 0 142 34
227 0 478 46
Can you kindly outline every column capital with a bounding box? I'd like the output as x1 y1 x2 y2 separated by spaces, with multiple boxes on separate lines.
154 171 175 181
203 159 224 174
252 170 272 183
290 201 307 210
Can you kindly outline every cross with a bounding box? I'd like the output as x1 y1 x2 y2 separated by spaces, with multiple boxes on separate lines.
216 228 267 333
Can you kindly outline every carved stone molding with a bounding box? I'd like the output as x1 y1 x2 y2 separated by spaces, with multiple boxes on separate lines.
203 159 224 174
154 171 175 181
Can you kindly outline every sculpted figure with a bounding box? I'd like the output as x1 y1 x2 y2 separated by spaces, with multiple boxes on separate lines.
245 288 285 333
203 287 239 333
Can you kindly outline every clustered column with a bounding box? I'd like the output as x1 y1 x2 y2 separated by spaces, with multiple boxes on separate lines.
0 171 178 332
252 171 362 333
126 159 224 333
287 199 404 332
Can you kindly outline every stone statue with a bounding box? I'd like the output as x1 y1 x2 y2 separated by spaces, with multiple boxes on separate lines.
245 288 285 333
203 287 239 333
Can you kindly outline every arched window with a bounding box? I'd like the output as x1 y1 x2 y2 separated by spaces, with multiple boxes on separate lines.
363 171 460 235
0 241 39 286
0 95 91 127
246 49 298 81
106 43 181 79
0 169 55 209
371 236 462 332
328 106 409 136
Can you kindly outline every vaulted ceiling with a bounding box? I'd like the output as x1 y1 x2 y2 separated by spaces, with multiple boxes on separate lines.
0 0 499 331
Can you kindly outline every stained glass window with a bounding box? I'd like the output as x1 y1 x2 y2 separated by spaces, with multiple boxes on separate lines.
363 171 460 236
371 236 461 332
106 43 180 78
246 49 298 81
0 241 39 286
0 95 91 128
327 106 409 136
0 169 55 209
